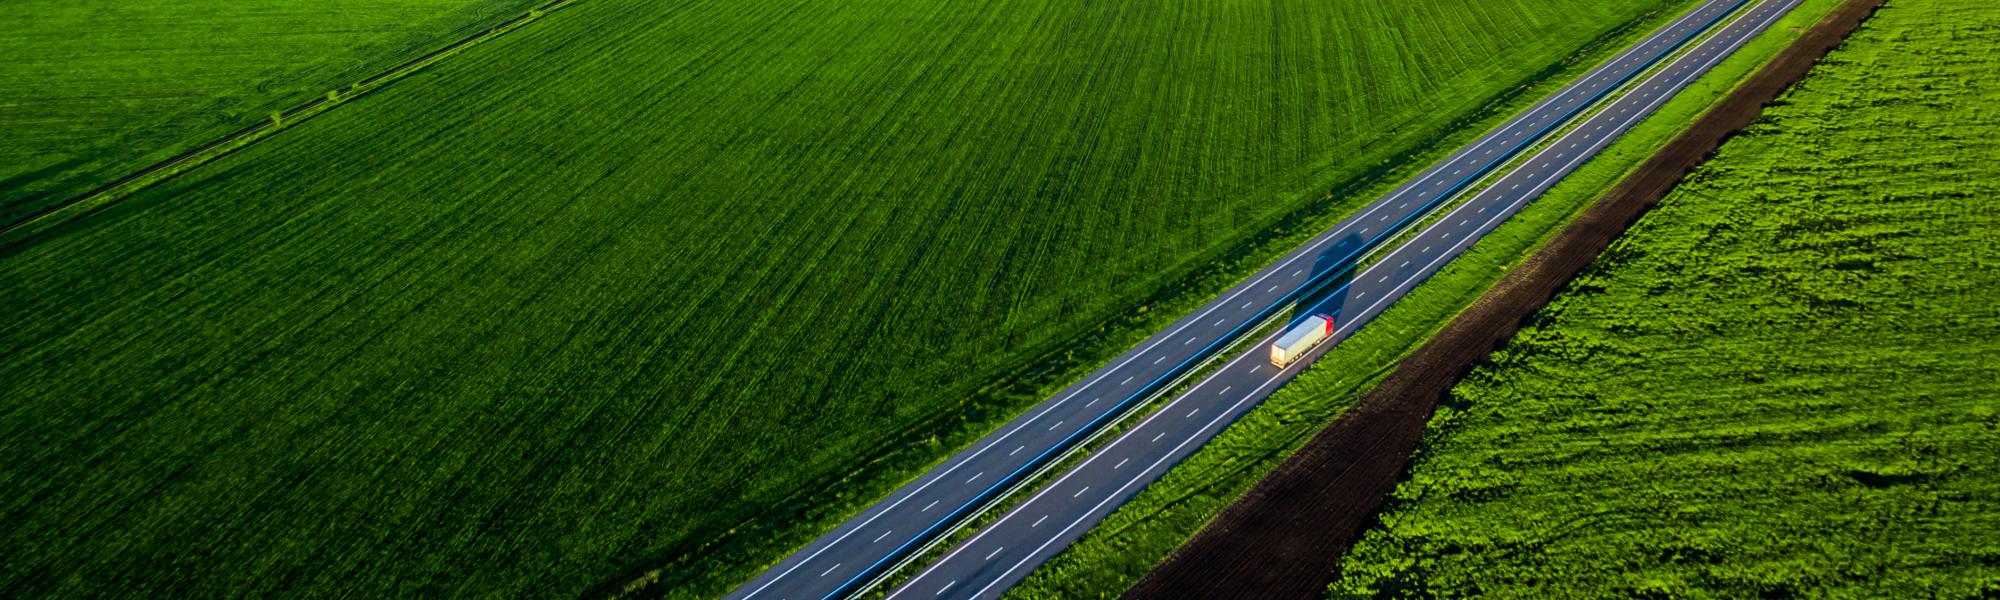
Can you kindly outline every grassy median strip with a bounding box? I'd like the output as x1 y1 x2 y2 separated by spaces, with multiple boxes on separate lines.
1007 0 1849 596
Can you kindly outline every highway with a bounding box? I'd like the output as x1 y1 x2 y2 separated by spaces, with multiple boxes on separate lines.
728 0 1786 598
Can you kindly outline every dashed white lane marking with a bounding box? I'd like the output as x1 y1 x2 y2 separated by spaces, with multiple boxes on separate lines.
925 499 940 511
1120 376 1134 385
1084 397 1100 408
986 547 1005 561
1032 515 1048 527
1153 355 1166 365
966 472 982 484
1151 431 1166 443
1185 337 1197 345
936 581 954 596
1072 486 1090 498
1220 386 1233 395
1213 318 1227 327
1049 420 1064 431
1115 458 1130 469
874 530 894 543
1187 408 1200 419
821 564 841 577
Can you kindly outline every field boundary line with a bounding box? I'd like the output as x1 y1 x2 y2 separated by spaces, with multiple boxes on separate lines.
0 0 584 248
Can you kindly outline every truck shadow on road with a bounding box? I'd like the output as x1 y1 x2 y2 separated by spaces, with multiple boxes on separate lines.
1288 231 1365 325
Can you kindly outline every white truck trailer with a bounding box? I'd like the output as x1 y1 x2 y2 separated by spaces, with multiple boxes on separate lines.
1269 315 1334 368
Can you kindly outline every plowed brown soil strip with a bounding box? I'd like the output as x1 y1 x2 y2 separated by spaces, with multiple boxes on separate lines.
1125 0 1886 597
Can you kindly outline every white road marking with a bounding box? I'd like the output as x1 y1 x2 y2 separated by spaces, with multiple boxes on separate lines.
966 472 982 484
822 564 841 577
986 547 1005 561
1032 515 1048 527
1187 408 1200 419
1219 386 1233 395
1120 376 1134 385
1073 486 1090 498
1115 458 1130 469
925 500 940 511
936 581 954 597
1151 432 1165 443
875 530 895 543
1049 421 1064 431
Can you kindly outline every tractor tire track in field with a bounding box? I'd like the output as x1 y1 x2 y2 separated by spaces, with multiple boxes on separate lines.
1123 0 1888 597
0 0 581 250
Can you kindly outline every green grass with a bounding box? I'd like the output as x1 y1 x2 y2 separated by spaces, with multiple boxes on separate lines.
1008 0 1854 595
1331 0 2000 596
0 0 541 225
0 0 1706 597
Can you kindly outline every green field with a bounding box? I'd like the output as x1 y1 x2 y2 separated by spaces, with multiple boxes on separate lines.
0 0 540 225
1332 0 2000 596
2 0 1702 597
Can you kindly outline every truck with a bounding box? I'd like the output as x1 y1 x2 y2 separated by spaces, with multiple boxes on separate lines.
1270 314 1335 368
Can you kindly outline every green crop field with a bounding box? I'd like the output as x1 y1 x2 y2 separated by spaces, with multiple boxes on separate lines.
3 0 1696 597
1332 0 2000 596
0 0 540 225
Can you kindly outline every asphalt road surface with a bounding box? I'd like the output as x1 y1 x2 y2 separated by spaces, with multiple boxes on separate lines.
729 0 1785 597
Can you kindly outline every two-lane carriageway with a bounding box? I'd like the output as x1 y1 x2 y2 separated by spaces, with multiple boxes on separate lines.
730 0 1781 597
886 0 1800 597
